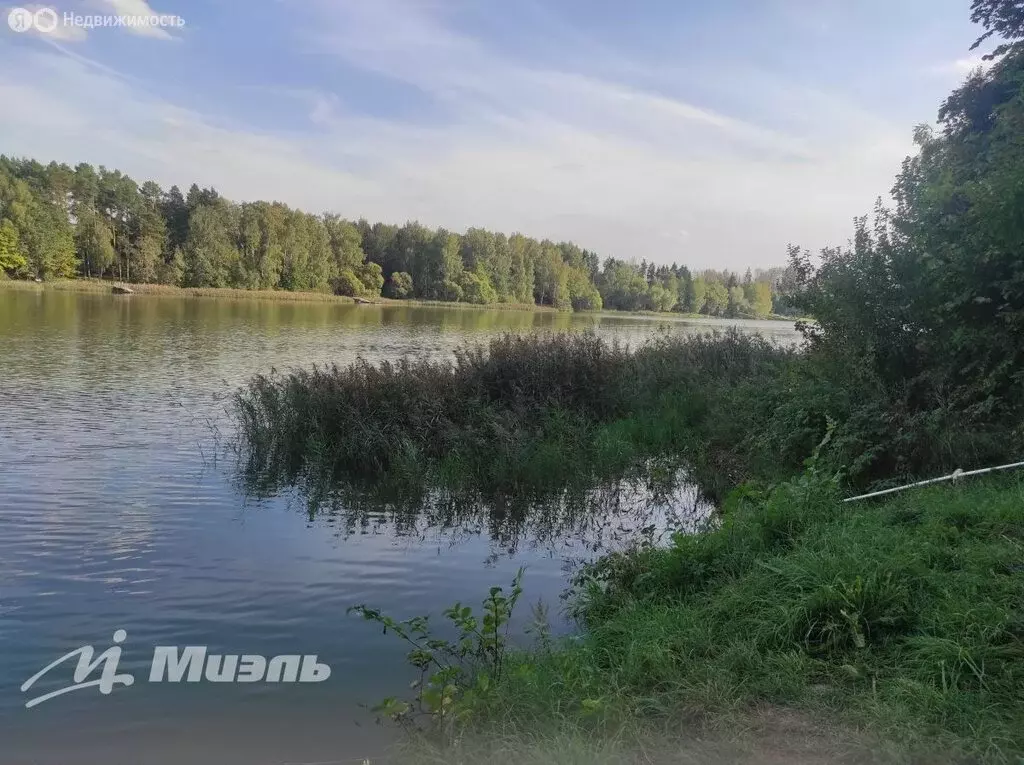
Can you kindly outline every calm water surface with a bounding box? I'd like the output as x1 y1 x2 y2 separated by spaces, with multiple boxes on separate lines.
0 290 799 764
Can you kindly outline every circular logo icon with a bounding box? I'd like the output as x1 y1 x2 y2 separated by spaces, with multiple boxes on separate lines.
33 7 58 33
7 7 34 32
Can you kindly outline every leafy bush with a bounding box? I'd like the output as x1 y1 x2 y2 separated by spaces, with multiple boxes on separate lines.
348 568 525 739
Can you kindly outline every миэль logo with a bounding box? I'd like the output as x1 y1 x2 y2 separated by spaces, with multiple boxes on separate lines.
20 630 331 708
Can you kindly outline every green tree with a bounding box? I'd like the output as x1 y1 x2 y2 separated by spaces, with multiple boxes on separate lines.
728 285 750 316
158 246 185 286
568 266 602 310
422 230 464 300
458 265 498 304
790 25 1024 451
161 185 189 256
305 215 335 291
0 218 27 276
460 227 507 303
384 271 414 298
703 279 729 316
334 270 363 297
97 167 140 281
597 259 650 311
970 0 1024 57
357 220 400 274
237 202 284 289
278 210 325 291
356 260 385 296
691 276 708 313
389 222 433 295
72 163 99 220
534 243 570 308
183 204 238 287
649 281 677 312
324 215 364 272
75 209 115 278
130 180 166 283
508 234 537 303
25 203 77 278
751 281 773 316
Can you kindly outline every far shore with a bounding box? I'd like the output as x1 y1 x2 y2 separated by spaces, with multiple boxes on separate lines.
0 277 798 321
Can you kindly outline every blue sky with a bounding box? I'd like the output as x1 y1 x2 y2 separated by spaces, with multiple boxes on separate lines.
0 0 991 269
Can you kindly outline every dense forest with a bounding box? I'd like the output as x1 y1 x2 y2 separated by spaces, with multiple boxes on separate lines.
0 156 796 316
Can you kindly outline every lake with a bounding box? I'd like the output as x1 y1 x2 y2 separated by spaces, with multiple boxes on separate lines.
0 289 800 764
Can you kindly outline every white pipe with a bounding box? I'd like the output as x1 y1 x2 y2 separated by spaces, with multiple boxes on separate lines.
843 460 1024 503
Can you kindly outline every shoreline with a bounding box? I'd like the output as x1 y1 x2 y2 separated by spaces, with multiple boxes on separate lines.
0 277 798 322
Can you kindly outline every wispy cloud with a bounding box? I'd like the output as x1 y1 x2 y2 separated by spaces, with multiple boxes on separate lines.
99 0 176 39
291 0 913 258
303 0 804 156
0 0 926 269
927 54 994 79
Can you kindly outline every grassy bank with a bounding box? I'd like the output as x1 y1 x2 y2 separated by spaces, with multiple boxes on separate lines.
375 473 1024 763
0 277 549 311
0 277 363 304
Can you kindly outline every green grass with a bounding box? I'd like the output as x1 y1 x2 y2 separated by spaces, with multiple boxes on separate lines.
456 473 1024 763
0 277 365 304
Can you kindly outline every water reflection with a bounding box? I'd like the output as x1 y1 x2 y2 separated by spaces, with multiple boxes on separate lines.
242 459 714 556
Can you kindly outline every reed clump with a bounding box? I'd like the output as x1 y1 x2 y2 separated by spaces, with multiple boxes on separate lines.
233 330 794 496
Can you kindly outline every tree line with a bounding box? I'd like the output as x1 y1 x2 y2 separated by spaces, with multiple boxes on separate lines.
0 156 795 316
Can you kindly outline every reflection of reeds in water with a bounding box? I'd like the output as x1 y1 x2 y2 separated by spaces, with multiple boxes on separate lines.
238 456 715 557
